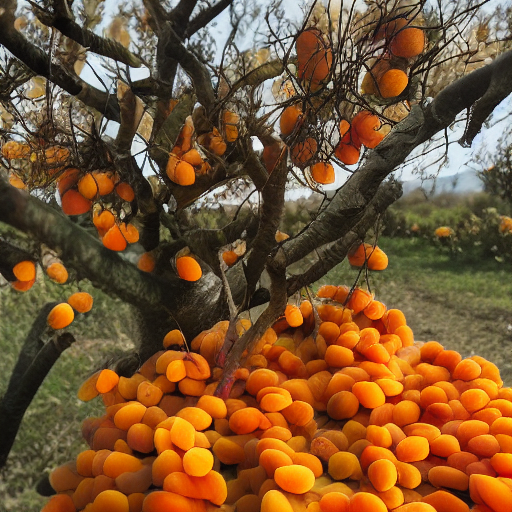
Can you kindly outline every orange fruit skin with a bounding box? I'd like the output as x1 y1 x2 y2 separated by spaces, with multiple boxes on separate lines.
311 162 335 185
335 132 360 165
390 28 425 58
352 111 385 149
222 250 238 266
291 137 317 166
174 161 196 186
47 303 75 329
67 292 94 313
176 256 202 282
262 143 282 173
296 29 333 89
13 260 36 281
57 168 80 196
280 105 302 137
61 189 92 215
378 69 408 98
115 182 135 202
102 225 128 252
46 262 69 284
11 278 36 292
138 252 156 272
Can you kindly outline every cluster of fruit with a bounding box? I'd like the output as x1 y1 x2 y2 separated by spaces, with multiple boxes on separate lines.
41 286 511 512
165 111 239 187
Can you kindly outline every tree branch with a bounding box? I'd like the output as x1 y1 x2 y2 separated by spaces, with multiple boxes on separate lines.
0 321 75 468
282 49 512 265
160 23 216 110
185 0 234 38
34 0 142 68
0 9 120 122
286 180 403 296
243 155 288 308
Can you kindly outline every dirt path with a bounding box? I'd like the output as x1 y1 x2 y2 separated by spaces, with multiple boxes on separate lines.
382 280 512 385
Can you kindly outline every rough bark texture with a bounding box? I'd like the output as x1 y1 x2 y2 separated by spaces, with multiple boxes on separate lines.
0 307 75 468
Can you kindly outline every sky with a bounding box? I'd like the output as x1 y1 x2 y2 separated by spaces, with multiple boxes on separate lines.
54 0 512 186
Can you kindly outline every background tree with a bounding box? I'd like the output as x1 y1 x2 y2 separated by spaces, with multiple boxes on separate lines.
0 0 511 480
478 135 512 208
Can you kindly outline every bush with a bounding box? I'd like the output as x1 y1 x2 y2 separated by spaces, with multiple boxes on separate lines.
382 191 512 262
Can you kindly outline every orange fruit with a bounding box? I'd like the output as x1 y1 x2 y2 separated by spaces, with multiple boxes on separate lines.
176 256 202 281
102 224 127 251
47 303 75 329
174 161 196 186
378 69 408 98
311 162 335 184
296 29 333 89
93 210 116 237
61 189 92 215
262 143 282 173
138 252 156 272
67 292 94 313
115 182 135 202
13 260 36 281
280 105 302 137
291 137 317 166
390 27 425 58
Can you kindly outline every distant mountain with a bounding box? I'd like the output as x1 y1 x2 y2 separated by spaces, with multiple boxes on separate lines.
401 169 484 196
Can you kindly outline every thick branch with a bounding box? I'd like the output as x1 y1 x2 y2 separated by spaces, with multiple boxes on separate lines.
185 0 234 38
36 1 142 68
160 23 215 110
286 180 403 296
226 60 285 99
283 49 512 265
0 13 120 121
243 158 288 307
0 327 75 468
0 177 181 311
170 0 200 31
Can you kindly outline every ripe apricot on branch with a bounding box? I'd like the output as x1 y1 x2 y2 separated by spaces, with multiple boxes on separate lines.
102 225 128 252
280 105 302 137
291 137 317 166
222 250 238 266
296 28 333 90
311 162 335 184
67 292 93 313
390 27 425 58
378 69 409 98
46 262 68 284
176 256 202 282
61 190 92 216
115 182 135 202
47 303 74 329
138 252 156 272
352 111 385 149
78 172 115 199
13 260 36 281
93 210 116 237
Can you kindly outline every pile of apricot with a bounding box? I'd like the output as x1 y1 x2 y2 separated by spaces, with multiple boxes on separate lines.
42 285 511 512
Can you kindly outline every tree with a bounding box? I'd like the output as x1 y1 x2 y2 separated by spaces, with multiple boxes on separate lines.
478 135 512 208
0 0 511 496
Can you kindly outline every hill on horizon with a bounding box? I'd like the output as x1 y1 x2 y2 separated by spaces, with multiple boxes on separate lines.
401 169 483 196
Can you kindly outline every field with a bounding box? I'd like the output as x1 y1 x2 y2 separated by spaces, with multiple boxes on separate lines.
0 236 511 511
